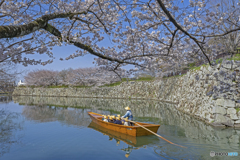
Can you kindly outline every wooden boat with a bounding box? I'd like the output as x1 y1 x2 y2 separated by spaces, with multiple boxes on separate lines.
88 112 160 137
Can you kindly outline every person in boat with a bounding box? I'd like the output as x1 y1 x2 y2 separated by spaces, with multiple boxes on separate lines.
122 106 133 126
123 117 130 126
108 116 115 123
112 115 116 122
107 115 111 121
103 115 108 122
114 117 123 125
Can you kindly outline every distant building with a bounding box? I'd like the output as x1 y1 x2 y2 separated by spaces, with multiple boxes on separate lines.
17 80 25 86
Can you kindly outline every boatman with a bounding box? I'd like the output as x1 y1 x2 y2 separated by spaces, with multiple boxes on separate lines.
122 106 133 126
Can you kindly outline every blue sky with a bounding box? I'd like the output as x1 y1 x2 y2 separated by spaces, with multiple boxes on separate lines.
18 45 96 71
17 39 134 80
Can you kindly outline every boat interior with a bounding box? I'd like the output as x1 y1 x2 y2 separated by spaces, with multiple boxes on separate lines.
89 112 159 127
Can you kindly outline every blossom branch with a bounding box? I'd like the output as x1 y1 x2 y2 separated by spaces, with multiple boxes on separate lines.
0 11 87 38
156 0 211 65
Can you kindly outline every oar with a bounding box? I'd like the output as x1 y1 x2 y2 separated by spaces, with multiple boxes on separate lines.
122 118 187 148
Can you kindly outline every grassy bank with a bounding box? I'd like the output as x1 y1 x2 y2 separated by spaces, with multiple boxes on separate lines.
101 76 155 87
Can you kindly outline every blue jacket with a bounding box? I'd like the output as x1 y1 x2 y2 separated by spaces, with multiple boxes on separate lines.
114 120 122 125
123 110 133 120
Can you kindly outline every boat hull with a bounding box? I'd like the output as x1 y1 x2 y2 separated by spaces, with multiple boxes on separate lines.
88 112 160 137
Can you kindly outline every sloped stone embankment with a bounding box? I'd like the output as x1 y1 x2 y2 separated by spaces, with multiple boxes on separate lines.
13 60 240 128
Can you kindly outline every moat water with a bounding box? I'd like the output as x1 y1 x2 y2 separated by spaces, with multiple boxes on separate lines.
0 96 239 160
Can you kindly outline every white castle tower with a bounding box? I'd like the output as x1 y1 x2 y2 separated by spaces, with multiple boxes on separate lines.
17 80 25 86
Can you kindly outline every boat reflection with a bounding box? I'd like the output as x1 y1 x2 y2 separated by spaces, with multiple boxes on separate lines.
88 121 160 157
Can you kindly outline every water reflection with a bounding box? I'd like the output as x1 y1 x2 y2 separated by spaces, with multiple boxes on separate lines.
22 105 114 128
12 96 240 159
0 108 23 158
88 122 159 158
0 96 12 103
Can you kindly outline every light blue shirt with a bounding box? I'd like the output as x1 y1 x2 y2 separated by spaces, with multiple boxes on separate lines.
123 110 133 120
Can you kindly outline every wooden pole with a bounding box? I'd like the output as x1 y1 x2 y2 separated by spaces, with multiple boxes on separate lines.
123 118 187 148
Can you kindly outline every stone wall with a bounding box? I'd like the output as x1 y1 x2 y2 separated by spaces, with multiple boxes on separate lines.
13 60 240 127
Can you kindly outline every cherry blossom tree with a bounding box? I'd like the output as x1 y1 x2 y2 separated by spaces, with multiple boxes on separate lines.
1 0 240 76
207 0 240 57
24 69 59 86
58 68 75 85
71 67 121 86
0 62 17 92
24 67 123 87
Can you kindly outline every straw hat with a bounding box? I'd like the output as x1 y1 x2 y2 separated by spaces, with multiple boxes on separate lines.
125 106 131 110
117 114 121 117
116 117 120 120
104 115 107 119
109 116 113 120
125 153 130 158
125 117 128 121
112 115 116 119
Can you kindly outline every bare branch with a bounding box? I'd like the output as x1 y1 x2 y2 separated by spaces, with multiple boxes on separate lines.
0 0 5 7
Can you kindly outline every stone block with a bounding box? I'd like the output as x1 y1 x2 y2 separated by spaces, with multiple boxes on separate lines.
234 67 240 71
235 120 240 124
230 114 239 120
225 99 235 108
215 114 234 126
227 108 236 114
227 108 239 120
211 122 226 127
232 63 238 70
213 106 226 114
221 60 232 69
222 119 235 127
208 66 213 73
236 103 240 108
234 124 240 128
216 99 236 108
216 99 225 107
215 114 226 122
